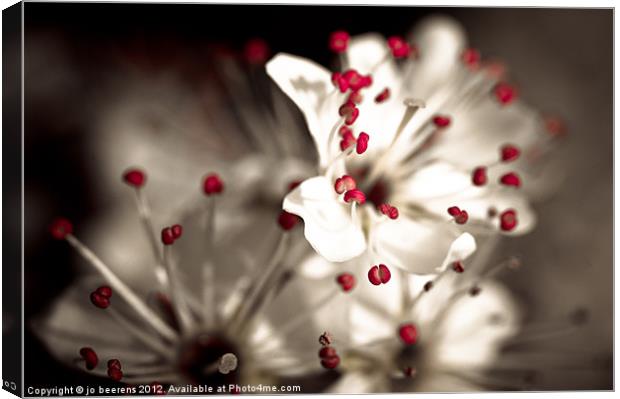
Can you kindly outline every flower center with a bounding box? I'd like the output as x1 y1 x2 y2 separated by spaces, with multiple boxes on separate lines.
349 167 392 207
177 332 241 386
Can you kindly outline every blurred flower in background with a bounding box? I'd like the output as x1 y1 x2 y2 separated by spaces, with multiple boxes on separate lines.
22 3 612 393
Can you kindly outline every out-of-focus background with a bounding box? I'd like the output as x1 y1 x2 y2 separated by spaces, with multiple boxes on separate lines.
14 3 612 391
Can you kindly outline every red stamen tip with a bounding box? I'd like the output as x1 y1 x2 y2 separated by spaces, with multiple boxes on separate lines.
161 227 175 245
500 209 518 231
374 87 391 103
501 144 521 162
244 38 270 65
336 273 356 292
452 260 465 273
122 168 146 188
203 173 224 196
334 175 357 194
278 210 299 231
379 203 399 219
356 132 370 154
494 82 518 105
432 115 451 128
387 36 411 58
368 264 391 285
398 323 418 345
318 332 333 346
338 126 352 137
344 189 366 205
318 346 337 359
348 90 364 105
329 30 350 53
500 172 522 188
447 206 461 216
90 288 111 309
79 347 98 370
472 167 488 186
171 224 183 239
320 355 340 369
332 72 349 93
461 48 481 68
50 217 73 240
344 107 359 125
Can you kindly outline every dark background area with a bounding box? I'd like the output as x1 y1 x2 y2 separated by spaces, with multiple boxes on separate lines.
17 3 612 391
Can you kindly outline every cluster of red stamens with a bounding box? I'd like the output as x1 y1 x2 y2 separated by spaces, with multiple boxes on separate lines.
367 264 391 285
472 144 522 188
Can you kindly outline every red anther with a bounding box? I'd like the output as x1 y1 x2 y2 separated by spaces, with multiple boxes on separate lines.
321 355 340 369
344 107 360 125
368 264 391 285
544 116 566 137
288 180 302 192
334 175 357 194
339 130 357 151
461 48 481 68
338 126 352 137
432 115 451 128
318 332 332 346
161 227 175 245
348 90 364 104
278 210 299 231
169 224 183 239
96 286 112 298
379 203 399 219
500 172 521 188
454 210 469 225
494 82 518 105
79 347 99 370
423 281 433 292
452 260 465 273
344 189 366 205
342 69 363 89
244 38 270 65
356 132 370 154
203 173 224 195
447 206 461 217
387 36 411 58
336 273 356 292
375 87 391 103
338 101 356 117
501 144 521 162
319 346 337 359
329 30 350 53
500 209 518 231
472 167 488 186
107 366 123 381
90 291 111 309
50 218 73 240
398 323 418 345
332 72 349 93
404 366 417 377
107 359 122 370
123 168 146 188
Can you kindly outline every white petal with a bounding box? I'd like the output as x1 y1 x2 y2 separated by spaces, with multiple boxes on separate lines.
266 53 337 168
428 280 521 369
407 16 466 98
283 176 366 262
371 216 461 274
436 232 477 272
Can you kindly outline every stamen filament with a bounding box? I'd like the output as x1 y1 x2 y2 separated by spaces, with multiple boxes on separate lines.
162 245 194 335
107 308 175 360
65 235 178 341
